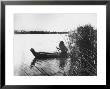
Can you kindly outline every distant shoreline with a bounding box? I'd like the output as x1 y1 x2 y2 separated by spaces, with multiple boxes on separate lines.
14 31 69 34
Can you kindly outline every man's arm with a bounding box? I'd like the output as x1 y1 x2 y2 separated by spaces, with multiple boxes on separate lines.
56 47 60 51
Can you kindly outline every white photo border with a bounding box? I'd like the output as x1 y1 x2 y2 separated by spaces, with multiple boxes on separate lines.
5 5 106 85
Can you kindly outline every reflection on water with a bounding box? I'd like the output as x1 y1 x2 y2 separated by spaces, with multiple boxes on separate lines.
14 34 70 76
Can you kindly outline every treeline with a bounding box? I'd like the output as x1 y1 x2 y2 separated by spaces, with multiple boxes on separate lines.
14 30 68 34
68 24 97 76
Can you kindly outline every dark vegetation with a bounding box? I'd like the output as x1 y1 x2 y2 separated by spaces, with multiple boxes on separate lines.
68 24 97 76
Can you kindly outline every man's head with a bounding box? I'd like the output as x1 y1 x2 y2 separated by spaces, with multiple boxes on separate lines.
59 41 64 45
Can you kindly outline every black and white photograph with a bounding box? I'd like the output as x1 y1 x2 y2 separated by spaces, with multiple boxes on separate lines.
14 13 97 76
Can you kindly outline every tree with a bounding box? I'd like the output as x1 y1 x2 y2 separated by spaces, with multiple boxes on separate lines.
68 24 97 76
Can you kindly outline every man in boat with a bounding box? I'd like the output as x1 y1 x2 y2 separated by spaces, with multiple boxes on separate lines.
30 41 68 69
56 41 68 70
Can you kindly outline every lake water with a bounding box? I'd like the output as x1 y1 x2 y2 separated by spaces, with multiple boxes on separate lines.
14 34 70 75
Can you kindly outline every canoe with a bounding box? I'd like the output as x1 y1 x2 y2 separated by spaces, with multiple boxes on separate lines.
30 48 60 59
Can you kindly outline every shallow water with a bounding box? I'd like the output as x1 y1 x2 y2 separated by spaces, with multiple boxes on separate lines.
14 34 70 76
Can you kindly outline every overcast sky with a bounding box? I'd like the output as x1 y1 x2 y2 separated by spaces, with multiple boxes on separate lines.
14 13 97 32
